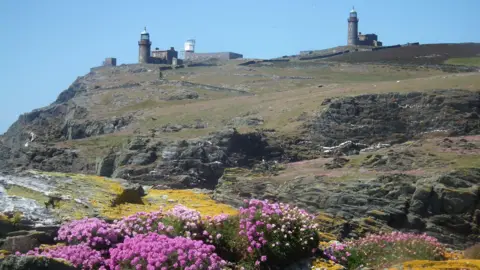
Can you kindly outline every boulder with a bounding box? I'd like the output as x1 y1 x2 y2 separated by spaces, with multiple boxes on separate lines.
0 256 76 270
95 152 116 177
0 231 54 253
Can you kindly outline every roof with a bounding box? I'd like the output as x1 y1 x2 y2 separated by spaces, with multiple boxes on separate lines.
141 27 149 35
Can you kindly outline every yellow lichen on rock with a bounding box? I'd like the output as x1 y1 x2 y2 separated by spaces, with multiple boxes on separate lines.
11 171 238 221
0 250 11 260
145 189 238 217
102 189 238 219
443 250 465 260
311 258 345 270
389 260 480 269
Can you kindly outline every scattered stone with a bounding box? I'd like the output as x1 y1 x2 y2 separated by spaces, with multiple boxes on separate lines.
322 141 368 156
324 156 349 169
229 116 264 127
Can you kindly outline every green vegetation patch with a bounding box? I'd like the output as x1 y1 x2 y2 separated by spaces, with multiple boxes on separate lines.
5 185 50 204
444 57 480 66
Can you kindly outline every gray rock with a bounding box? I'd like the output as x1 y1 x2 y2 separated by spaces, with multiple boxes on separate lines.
128 137 149 150
95 152 116 177
111 182 145 206
0 256 76 270
307 90 480 147
214 168 480 249
229 116 264 127
130 152 157 166
165 89 199 100
1 231 54 253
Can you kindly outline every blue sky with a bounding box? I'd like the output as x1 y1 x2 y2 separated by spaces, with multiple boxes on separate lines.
0 0 479 134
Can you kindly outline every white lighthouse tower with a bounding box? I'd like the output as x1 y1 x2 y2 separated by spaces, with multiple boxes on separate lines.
184 39 196 52
181 39 196 60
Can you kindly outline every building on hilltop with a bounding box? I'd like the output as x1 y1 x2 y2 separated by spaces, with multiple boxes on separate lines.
102 58 117 67
358 33 383 47
151 47 178 65
138 27 179 65
347 7 382 47
182 39 243 62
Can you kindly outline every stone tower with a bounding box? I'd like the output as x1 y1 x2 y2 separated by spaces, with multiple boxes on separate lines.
347 7 359 46
138 27 151 64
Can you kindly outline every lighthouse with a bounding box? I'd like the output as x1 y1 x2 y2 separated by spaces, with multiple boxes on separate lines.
138 27 151 64
347 7 359 46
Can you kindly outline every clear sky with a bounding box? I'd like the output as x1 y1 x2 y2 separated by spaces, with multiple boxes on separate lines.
0 0 479 134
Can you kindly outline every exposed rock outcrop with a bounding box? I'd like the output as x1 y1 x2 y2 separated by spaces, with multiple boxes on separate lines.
111 129 285 188
213 168 480 249
307 89 480 147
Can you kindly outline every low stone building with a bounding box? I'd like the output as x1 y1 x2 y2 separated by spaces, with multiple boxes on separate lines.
358 33 383 47
102 58 117 67
151 47 178 65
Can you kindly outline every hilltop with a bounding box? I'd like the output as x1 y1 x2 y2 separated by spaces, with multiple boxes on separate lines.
1 43 480 250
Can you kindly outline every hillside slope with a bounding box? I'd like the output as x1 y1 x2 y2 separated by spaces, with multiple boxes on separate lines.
0 43 479 247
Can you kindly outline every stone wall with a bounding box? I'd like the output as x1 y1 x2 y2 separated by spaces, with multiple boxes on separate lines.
184 52 243 62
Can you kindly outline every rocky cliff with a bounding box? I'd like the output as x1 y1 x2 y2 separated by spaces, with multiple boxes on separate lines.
1 55 480 249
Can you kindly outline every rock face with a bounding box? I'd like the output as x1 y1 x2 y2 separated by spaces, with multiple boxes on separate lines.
1 88 479 189
308 90 480 146
213 168 480 249
0 171 147 226
0 256 76 270
111 129 285 188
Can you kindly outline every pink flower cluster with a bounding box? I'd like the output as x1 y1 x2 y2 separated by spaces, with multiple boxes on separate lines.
238 199 319 266
56 218 121 249
324 232 446 268
202 214 232 245
106 233 227 270
166 205 202 227
163 205 204 239
112 211 173 237
353 231 443 247
323 241 350 262
19 244 103 269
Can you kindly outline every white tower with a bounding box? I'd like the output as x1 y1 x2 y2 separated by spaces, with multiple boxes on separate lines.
184 39 196 53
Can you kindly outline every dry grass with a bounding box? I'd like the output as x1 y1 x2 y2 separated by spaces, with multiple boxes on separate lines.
465 244 480 260
66 60 480 157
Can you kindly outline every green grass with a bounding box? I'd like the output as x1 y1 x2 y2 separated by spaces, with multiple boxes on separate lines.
62 134 130 162
5 185 49 204
444 57 480 67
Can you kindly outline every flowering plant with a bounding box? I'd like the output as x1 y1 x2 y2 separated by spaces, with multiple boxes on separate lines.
161 205 204 240
55 218 121 249
324 231 446 269
106 233 227 270
18 244 103 270
237 199 319 268
202 214 244 262
112 210 173 237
